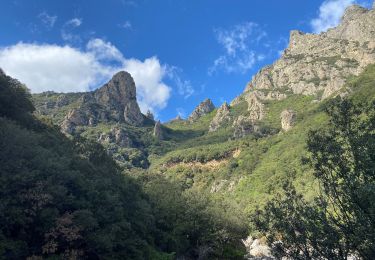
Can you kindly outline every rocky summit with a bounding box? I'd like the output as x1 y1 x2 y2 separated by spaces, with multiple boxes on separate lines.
94 71 144 126
188 98 215 122
57 71 145 134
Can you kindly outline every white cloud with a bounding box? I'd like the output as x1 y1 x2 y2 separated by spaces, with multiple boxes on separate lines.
123 57 171 112
120 21 132 30
61 18 83 42
311 0 356 33
0 39 172 113
209 22 266 74
167 67 194 99
38 11 57 29
86 38 124 63
66 18 82 27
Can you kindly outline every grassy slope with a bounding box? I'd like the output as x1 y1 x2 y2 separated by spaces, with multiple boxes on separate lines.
150 64 375 216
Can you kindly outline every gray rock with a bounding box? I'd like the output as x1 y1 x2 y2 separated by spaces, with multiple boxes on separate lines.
209 102 231 132
95 71 143 126
188 98 215 122
280 109 297 131
243 237 273 260
237 4 375 113
59 71 145 134
60 108 87 134
97 127 133 147
55 95 69 108
232 115 259 139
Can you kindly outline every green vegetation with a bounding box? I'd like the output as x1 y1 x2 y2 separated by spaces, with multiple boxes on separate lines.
253 98 375 259
0 72 246 259
3 58 375 259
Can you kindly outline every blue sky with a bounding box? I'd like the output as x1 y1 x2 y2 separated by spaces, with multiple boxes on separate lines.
0 0 373 121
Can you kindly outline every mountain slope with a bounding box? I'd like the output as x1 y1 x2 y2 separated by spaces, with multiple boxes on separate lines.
24 3 375 258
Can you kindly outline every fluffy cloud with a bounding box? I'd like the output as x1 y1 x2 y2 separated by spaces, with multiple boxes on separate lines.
0 39 172 113
209 22 266 74
311 0 356 33
123 57 171 112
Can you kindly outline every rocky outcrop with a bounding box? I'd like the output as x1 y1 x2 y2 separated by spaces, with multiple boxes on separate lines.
232 115 259 139
245 93 265 121
153 120 163 140
325 5 375 43
60 71 144 134
239 4 375 105
209 102 231 132
97 127 133 148
188 99 215 122
280 109 297 131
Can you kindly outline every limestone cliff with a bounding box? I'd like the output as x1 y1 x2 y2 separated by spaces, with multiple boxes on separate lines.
231 4 375 133
61 71 144 134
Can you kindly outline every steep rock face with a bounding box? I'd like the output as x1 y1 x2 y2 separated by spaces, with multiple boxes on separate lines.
325 5 375 43
229 4 375 138
209 102 231 132
188 98 215 122
241 5 375 104
61 71 144 134
280 109 297 131
94 71 143 125
245 92 265 121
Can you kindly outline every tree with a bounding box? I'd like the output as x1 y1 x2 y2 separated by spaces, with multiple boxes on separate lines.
252 98 375 259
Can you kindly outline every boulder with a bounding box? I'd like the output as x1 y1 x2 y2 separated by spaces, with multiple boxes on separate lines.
280 109 297 131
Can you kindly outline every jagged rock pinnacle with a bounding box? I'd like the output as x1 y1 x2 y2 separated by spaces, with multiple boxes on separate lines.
188 98 215 122
95 71 143 126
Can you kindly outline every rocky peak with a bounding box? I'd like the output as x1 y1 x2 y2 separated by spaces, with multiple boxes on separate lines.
60 71 145 134
237 2 375 114
94 71 143 126
325 4 375 43
341 5 368 22
188 98 215 122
